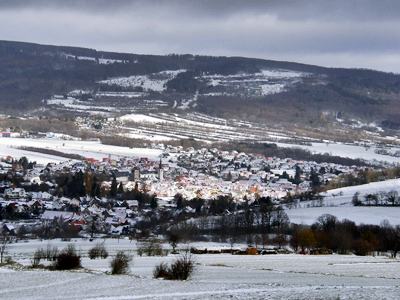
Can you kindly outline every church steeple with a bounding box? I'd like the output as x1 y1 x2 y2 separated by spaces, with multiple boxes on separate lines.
158 158 163 181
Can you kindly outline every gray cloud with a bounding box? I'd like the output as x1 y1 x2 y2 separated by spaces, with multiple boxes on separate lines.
0 0 399 72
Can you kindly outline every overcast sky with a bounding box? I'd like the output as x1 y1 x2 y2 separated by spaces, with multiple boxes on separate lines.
0 0 399 73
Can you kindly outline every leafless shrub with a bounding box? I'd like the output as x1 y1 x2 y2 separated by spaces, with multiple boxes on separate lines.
88 243 108 259
137 239 165 256
153 251 195 280
110 251 131 275
54 245 81 270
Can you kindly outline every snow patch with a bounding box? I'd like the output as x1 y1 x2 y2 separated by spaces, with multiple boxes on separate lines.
98 70 186 92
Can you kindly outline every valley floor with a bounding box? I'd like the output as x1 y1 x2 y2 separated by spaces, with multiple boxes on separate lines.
285 179 400 225
1 239 399 299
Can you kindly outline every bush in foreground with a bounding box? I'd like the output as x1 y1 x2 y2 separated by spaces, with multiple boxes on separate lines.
54 245 81 270
110 251 131 275
154 252 195 280
32 249 43 267
88 243 108 259
137 239 166 256
153 262 170 279
32 245 59 268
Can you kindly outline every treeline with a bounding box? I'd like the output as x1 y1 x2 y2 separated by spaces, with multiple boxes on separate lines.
100 135 150 148
100 136 371 168
352 191 400 207
326 167 400 190
167 196 400 258
0 117 78 135
166 196 290 245
166 71 205 93
100 135 208 150
291 214 400 257
18 147 85 161
214 142 370 167
52 171 157 207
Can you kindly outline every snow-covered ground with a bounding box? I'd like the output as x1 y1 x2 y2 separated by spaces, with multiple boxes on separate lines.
98 70 185 92
119 114 172 124
260 83 285 95
286 179 400 225
260 69 307 78
321 179 400 207
276 141 400 164
47 97 118 113
201 69 308 97
1 239 399 299
120 132 177 142
286 206 400 226
0 138 162 163
114 112 297 143
0 144 66 165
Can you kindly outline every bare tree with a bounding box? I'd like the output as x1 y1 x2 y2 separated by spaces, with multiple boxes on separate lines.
168 231 181 253
387 190 399 206
0 233 11 264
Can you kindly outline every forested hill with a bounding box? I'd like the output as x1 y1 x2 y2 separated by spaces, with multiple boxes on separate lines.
1 40 400 128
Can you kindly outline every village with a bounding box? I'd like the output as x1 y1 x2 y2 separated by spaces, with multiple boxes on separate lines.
0 142 363 239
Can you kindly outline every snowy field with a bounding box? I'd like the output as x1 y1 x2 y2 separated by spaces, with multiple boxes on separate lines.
0 144 66 165
292 178 400 209
0 138 162 164
201 69 307 96
119 114 172 124
286 179 400 225
1 239 399 299
321 178 400 207
98 70 185 92
276 142 400 164
286 206 400 226
113 112 298 143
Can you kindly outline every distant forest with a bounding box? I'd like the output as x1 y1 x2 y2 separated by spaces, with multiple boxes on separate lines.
1 40 400 128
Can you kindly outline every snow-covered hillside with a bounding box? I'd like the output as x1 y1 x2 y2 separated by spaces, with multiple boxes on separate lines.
110 112 296 143
0 138 162 164
321 179 400 207
98 70 185 92
201 68 308 96
276 141 400 164
119 113 171 124
286 206 400 226
286 179 400 225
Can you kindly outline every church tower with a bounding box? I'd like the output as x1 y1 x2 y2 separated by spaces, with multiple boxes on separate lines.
158 159 164 181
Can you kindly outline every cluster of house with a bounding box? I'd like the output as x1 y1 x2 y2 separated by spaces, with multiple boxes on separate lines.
0 145 362 236
0 130 20 138
148 146 358 200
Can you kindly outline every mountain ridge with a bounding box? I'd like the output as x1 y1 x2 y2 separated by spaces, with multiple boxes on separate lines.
1 40 400 130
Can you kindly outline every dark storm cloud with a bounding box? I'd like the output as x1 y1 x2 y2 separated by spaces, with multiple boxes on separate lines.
0 0 399 72
2 0 400 21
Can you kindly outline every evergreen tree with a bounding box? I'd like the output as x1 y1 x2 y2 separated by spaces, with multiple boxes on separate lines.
18 157 29 170
74 171 85 197
174 193 185 210
118 182 124 194
150 196 158 210
91 176 101 198
352 192 362 206
109 176 118 198
310 168 321 190
293 165 302 185
280 171 290 180
226 171 233 181
84 171 94 195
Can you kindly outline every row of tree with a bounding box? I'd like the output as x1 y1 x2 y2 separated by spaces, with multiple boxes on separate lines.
352 191 400 206
291 214 400 257
326 167 400 190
